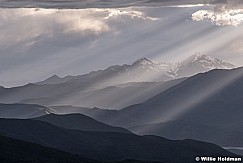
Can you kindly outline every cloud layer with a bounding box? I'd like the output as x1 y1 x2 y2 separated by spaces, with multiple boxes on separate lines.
192 8 243 26
192 1 243 26
0 8 159 47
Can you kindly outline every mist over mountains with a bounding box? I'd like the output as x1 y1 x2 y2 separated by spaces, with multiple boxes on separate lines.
0 54 235 109
83 66 243 147
1 1 243 162
39 54 235 85
1 3 243 88
0 54 242 162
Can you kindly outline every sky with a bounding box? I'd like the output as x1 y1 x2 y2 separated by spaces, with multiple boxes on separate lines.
1 0 243 87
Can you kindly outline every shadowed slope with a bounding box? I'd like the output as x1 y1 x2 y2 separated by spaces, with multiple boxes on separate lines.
100 67 243 146
109 67 243 127
0 118 237 162
129 120 243 146
35 113 131 133
0 103 51 119
0 135 97 163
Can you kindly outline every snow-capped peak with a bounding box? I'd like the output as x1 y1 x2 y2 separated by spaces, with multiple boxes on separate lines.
181 53 211 64
192 54 220 63
49 75 61 79
194 54 213 62
180 53 235 70
121 54 235 79
132 57 172 73
133 57 155 66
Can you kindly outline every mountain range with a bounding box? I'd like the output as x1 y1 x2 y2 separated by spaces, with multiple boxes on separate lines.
36 66 243 148
66 66 243 147
0 54 235 109
39 54 235 85
0 54 242 161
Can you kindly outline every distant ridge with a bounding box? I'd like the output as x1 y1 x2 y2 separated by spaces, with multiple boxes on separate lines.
0 54 235 109
38 54 235 85
34 113 131 134
0 103 51 119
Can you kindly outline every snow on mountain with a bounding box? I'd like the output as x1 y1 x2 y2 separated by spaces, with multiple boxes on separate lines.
180 53 235 69
38 54 236 85
107 53 236 82
176 53 236 78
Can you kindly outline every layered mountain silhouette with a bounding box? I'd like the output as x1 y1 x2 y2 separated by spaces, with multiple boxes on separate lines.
20 79 185 109
0 55 243 158
0 132 163 163
128 120 243 147
0 103 52 119
115 67 243 126
34 113 131 133
75 67 243 147
0 118 237 162
44 66 243 147
0 54 235 109
0 79 184 109
39 54 235 85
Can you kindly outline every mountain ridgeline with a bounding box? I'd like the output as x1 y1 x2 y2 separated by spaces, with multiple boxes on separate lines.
39 54 235 85
34 113 131 134
0 54 235 109
0 54 242 162
75 66 243 147
0 118 238 163
44 66 243 148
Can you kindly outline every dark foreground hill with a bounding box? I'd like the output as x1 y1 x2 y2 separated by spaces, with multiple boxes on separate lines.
0 134 96 163
128 120 243 147
0 118 237 163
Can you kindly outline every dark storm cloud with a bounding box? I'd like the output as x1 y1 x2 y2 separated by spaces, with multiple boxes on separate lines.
0 0 243 9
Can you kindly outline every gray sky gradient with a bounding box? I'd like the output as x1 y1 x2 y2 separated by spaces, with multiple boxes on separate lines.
0 1 243 87
1 0 243 9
